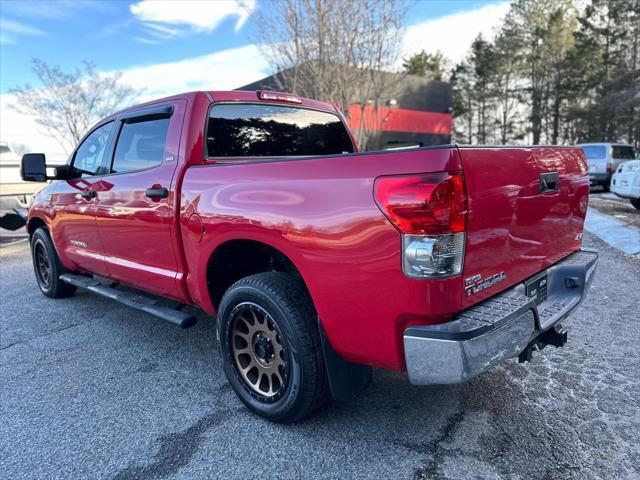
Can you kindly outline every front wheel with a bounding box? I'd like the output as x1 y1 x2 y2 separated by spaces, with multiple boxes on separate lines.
217 272 330 423
30 228 76 298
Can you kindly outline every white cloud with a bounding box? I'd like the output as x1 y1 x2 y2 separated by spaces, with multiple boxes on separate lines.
0 19 44 36
133 22 181 43
130 0 255 35
401 2 510 66
132 35 160 45
0 18 45 45
143 22 181 39
2 0 116 21
117 44 269 100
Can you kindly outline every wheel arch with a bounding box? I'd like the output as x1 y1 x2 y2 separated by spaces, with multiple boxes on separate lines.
27 216 48 236
205 238 310 311
204 236 371 402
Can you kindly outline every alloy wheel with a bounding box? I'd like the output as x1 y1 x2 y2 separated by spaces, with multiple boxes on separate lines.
229 302 289 400
34 241 52 288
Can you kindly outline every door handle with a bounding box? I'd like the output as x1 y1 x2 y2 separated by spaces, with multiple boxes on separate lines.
145 187 169 199
80 190 96 199
539 172 559 193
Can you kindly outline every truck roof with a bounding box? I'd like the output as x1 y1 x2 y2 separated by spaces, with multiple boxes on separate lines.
113 90 338 118
211 90 338 113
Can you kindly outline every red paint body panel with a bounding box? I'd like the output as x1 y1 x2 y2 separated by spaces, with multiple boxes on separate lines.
459 147 589 307
27 90 589 373
93 99 187 298
181 147 463 370
46 179 110 277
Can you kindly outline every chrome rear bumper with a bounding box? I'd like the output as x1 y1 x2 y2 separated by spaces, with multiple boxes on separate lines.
404 248 598 385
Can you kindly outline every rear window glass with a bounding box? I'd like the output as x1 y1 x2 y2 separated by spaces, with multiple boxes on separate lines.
612 146 635 160
581 146 606 159
206 104 354 157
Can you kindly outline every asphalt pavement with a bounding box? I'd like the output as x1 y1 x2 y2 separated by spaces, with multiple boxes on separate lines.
1 232 639 480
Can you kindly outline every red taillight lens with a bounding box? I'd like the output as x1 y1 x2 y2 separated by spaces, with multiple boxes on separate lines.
374 172 467 235
607 162 612 173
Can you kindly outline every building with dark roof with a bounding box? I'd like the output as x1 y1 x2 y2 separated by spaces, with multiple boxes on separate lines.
238 68 453 151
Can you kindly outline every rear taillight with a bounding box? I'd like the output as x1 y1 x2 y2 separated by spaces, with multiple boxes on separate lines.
374 172 466 235
374 172 467 278
607 162 613 174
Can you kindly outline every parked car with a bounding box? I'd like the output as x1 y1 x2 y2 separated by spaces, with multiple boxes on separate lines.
0 142 44 231
578 142 637 190
21 90 597 423
611 160 640 210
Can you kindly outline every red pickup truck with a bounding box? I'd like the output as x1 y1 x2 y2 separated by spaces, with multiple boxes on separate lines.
21 90 597 422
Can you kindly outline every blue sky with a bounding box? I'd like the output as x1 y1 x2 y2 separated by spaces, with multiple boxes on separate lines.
1 0 504 93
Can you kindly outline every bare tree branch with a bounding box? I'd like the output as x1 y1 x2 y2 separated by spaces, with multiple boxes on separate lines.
9 59 141 154
252 0 409 150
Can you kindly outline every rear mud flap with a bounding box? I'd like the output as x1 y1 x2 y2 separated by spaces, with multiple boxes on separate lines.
319 320 372 402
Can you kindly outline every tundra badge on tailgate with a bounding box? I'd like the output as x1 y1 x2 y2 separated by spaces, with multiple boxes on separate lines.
464 272 506 296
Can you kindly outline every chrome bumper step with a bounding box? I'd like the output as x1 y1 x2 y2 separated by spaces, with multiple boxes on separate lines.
403 248 598 385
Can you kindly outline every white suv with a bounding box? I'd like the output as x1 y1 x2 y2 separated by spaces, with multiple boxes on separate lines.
611 160 640 210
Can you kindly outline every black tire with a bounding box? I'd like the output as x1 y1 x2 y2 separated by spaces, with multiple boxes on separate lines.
631 198 640 210
30 228 77 298
217 272 330 423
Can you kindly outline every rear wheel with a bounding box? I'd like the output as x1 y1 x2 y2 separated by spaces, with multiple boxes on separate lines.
631 198 640 210
217 272 330 423
30 228 76 298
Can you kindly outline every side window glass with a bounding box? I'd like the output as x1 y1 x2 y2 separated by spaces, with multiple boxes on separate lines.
111 118 169 174
73 122 113 177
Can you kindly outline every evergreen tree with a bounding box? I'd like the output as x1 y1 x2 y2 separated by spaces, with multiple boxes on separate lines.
415 0 638 147
570 0 639 146
402 50 448 81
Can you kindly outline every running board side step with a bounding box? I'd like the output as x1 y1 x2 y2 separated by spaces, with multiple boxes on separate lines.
60 273 197 329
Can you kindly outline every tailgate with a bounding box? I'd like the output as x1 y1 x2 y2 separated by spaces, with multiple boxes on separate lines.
459 146 589 309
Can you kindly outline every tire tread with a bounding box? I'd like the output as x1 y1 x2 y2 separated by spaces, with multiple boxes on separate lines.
222 272 330 422
31 228 76 298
